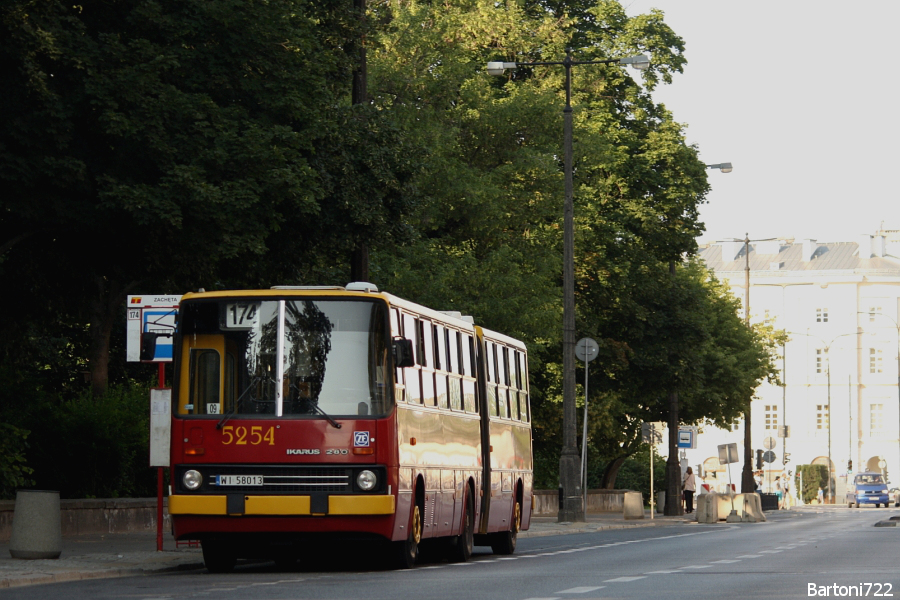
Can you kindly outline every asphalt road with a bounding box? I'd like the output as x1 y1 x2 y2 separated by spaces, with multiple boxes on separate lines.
7 507 899 600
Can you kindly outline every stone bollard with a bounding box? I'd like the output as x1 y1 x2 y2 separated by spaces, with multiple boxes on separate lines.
9 490 62 559
656 491 666 514
623 491 644 520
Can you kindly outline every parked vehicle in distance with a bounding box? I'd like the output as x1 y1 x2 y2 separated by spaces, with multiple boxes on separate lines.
846 472 891 508
889 486 900 507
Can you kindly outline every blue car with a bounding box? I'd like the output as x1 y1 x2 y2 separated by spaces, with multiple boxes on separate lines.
846 472 890 508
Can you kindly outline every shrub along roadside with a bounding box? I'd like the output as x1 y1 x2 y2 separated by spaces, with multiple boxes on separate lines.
15 385 156 499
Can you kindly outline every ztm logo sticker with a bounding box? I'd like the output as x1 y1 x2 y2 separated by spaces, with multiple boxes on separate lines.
354 431 370 447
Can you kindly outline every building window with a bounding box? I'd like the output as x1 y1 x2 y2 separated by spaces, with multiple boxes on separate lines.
816 308 828 323
816 348 828 374
870 404 884 431
816 404 829 430
869 348 883 374
764 405 778 430
868 307 882 322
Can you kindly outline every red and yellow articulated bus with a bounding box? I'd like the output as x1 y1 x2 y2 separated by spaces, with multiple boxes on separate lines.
168 283 533 570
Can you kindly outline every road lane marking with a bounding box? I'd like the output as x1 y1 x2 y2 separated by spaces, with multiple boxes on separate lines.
737 555 762 558
645 570 683 574
604 576 646 582
710 560 740 564
557 587 605 594
681 565 712 569
759 550 782 554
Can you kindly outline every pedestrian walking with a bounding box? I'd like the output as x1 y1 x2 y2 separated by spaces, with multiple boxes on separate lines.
683 467 696 513
775 476 783 508
817 487 824 504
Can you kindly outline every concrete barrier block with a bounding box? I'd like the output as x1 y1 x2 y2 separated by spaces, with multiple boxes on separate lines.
740 493 767 523
623 491 644 520
696 493 718 523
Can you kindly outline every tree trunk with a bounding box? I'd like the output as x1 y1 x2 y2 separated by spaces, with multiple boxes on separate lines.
599 455 628 489
88 276 133 397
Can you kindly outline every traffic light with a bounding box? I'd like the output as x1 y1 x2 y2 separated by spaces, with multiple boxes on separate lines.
848 460 853 472
783 452 791 465
755 449 763 469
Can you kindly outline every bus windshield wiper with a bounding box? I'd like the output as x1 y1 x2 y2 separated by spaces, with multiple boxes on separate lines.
217 378 261 429
312 404 342 429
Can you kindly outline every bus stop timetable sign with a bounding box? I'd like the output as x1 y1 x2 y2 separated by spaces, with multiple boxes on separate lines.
126 295 181 362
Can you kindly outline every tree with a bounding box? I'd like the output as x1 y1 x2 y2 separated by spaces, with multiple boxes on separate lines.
0 0 419 395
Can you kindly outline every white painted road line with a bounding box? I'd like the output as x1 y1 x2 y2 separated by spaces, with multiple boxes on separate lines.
556 586 605 594
603 576 646 582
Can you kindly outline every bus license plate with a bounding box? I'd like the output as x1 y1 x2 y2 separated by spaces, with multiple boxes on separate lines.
217 475 264 486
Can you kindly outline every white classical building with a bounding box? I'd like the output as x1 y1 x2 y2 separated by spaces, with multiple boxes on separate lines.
687 227 900 500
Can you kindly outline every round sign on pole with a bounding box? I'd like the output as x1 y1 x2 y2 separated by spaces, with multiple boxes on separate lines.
762 450 776 464
763 436 776 450
575 338 599 363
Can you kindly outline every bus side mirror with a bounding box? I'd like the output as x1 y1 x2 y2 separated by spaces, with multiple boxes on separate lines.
140 332 160 361
392 338 416 368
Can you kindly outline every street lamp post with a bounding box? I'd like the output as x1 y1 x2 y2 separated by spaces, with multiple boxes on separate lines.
487 51 649 522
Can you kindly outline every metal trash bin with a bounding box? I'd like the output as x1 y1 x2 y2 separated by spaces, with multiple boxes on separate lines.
759 492 779 512
9 490 62 559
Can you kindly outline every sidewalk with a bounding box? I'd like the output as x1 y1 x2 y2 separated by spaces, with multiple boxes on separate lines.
0 510 690 589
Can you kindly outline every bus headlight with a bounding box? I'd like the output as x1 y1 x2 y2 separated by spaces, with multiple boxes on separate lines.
183 470 203 491
357 470 377 491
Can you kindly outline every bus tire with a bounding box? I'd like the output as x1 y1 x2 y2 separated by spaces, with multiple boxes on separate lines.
394 503 422 569
490 499 520 555
448 490 474 562
202 541 236 573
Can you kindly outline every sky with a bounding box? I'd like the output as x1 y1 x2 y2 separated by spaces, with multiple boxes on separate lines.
623 1 899 244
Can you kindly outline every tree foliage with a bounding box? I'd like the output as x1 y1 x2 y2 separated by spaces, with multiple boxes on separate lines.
0 0 780 496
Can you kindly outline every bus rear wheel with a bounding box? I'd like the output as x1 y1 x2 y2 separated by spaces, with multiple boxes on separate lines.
490 499 520 555
394 504 422 569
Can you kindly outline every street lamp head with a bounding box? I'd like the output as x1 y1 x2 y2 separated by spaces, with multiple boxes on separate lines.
486 61 517 76
618 54 651 71
706 162 733 173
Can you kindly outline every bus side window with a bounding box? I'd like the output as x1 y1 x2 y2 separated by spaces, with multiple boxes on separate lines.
518 352 530 423
461 333 472 377
435 326 449 410
390 308 401 337
486 342 498 417
190 349 220 415
421 321 436 406
416 319 427 367
402 315 422 404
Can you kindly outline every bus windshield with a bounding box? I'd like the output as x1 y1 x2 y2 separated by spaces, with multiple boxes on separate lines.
177 298 391 418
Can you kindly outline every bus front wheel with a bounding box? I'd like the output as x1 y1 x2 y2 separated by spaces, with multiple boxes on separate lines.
395 503 422 569
202 541 236 573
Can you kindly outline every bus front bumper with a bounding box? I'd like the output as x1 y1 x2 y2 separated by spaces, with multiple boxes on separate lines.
169 494 395 516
